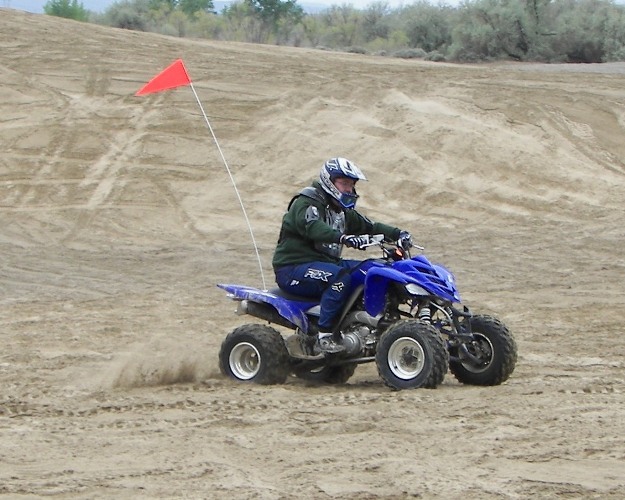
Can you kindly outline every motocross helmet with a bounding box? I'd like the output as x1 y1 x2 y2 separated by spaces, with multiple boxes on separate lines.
319 157 367 209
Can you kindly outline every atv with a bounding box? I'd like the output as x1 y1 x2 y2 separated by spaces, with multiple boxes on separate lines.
217 235 517 390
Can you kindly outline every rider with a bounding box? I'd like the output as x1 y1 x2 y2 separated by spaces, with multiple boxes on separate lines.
272 157 412 354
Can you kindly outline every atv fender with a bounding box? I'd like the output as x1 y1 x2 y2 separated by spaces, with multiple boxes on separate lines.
218 284 316 332
364 267 412 317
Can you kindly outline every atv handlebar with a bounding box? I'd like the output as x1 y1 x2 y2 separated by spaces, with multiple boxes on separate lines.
358 234 385 248
357 234 424 260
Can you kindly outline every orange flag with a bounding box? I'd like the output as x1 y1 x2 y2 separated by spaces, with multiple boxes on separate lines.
135 59 192 96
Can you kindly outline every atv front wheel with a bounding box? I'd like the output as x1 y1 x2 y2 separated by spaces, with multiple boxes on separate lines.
376 320 448 390
449 315 517 386
219 324 289 384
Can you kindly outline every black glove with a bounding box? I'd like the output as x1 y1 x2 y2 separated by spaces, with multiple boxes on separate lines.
341 234 369 249
399 230 413 249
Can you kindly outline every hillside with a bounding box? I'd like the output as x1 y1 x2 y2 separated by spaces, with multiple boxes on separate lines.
1 8 624 498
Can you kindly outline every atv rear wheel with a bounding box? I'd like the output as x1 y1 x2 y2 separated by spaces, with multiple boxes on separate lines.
376 319 448 390
219 324 289 384
449 315 517 386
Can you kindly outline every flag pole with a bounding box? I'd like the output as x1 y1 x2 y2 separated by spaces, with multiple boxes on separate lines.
136 60 267 290
188 82 267 291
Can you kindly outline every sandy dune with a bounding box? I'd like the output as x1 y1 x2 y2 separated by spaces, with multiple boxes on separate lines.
1 8 624 498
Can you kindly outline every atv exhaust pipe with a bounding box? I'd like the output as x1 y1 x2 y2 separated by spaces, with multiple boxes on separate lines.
237 300 297 331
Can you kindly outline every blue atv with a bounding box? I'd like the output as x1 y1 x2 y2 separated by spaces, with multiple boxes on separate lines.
218 235 517 390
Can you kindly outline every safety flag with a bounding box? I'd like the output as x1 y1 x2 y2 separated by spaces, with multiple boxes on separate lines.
135 59 191 96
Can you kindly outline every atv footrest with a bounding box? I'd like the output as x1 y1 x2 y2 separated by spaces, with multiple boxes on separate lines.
285 334 324 360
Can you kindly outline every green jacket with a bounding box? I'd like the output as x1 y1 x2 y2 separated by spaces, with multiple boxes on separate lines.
272 181 401 268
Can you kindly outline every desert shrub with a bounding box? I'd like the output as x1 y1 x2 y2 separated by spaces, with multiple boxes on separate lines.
446 46 485 62
162 10 188 36
44 0 89 21
301 15 324 47
388 28 410 49
426 51 446 62
392 48 427 59
346 46 367 54
106 5 147 29
178 0 214 16
603 7 625 61
221 1 262 42
320 5 363 47
188 10 223 38
361 2 391 42
91 0 625 61
400 1 454 53
449 0 532 61
102 0 152 30
365 36 391 53
546 0 610 62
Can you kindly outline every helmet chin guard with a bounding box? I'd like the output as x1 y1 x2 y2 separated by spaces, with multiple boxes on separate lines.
319 157 367 209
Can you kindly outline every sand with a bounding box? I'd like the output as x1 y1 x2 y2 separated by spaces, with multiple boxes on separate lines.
1 8 624 498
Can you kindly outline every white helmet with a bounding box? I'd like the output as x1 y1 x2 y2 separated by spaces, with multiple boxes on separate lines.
319 157 367 209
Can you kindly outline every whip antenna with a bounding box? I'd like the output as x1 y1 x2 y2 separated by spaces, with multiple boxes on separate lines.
136 59 267 290
189 83 267 290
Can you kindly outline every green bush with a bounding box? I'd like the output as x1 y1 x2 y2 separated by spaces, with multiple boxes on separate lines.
547 0 610 62
426 51 446 62
44 0 89 21
91 0 625 62
392 48 427 59
107 6 147 30
346 46 367 54
101 0 153 30
401 2 453 53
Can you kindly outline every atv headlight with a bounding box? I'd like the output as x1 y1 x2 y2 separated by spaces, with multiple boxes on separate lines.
405 283 428 296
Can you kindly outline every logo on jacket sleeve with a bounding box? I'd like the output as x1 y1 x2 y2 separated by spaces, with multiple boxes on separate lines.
305 206 319 223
